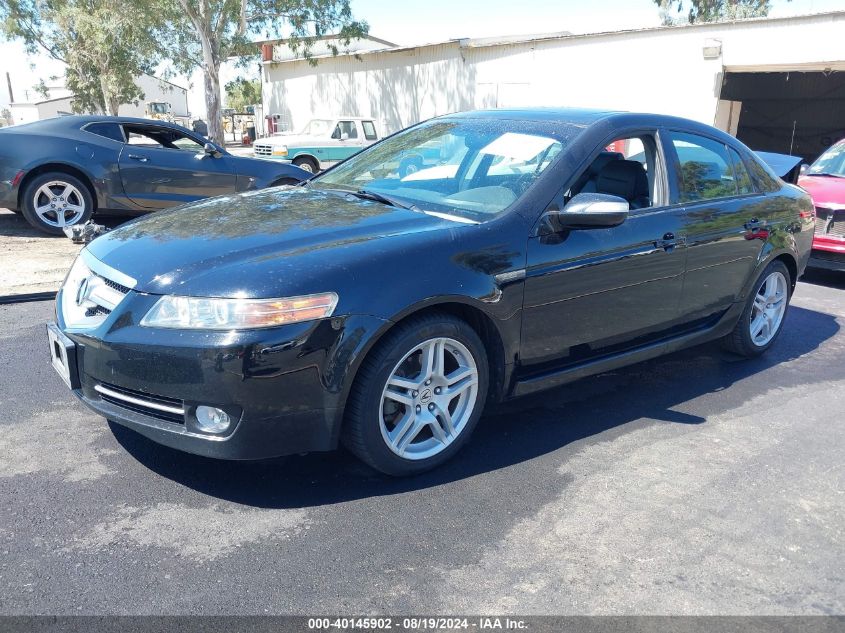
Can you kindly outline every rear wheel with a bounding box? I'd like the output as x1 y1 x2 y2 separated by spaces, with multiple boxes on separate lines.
21 172 93 235
292 156 319 174
343 314 489 476
722 260 791 357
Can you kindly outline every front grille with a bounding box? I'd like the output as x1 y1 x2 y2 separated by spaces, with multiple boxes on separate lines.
103 277 131 294
61 254 135 329
815 207 845 239
85 306 111 317
254 145 272 157
95 381 185 424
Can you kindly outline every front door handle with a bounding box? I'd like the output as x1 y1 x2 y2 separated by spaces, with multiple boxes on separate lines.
127 154 148 162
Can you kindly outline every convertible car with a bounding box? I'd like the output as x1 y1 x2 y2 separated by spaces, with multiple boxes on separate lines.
0 116 308 234
47 108 813 476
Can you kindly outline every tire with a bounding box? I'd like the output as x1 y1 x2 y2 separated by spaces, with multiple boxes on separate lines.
343 313 489 476
722 260 792 358
292 156 319 174
21 172 94 235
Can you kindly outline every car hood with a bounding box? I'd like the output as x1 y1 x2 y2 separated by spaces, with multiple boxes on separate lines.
86 187 455 297
798 175 845 208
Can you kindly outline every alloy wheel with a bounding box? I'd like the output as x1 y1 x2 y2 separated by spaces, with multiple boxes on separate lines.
379 337 479 460
32 181 86 228
750 271 788 346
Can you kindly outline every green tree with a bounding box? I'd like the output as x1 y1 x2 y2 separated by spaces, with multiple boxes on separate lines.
0 108 12 126
225 76 261 111
0 0 159 115
149 0 368 144
655 0 785 24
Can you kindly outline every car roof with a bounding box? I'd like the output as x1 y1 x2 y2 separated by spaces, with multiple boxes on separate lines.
13 114 190 131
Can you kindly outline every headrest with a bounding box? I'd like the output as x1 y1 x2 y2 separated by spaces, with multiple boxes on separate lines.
589 151 623 176
596 160 648 201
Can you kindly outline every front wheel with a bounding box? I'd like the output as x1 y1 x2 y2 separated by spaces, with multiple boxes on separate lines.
722 260 792 357
21 172 94 235
292 156 319 174
343 314 489 476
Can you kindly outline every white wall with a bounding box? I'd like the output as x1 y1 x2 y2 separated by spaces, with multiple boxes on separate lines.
262 11 845 135
120 74 190 118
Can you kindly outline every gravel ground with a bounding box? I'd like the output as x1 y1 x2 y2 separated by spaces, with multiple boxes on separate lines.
0 271 843 616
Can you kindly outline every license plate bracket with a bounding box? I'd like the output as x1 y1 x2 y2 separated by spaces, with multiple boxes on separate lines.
46 322 80 390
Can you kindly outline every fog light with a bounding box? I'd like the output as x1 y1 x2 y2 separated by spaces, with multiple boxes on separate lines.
195 406 231 433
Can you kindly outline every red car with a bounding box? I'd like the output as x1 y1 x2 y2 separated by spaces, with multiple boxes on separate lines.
799 139 845 272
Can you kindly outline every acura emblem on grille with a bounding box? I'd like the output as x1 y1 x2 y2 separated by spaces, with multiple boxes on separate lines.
75 277 91 307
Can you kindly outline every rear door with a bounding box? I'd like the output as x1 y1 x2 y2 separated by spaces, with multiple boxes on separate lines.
664 130 768 322
117 124 237 209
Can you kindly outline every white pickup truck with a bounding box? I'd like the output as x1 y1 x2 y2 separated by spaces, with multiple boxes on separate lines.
253 117 381 173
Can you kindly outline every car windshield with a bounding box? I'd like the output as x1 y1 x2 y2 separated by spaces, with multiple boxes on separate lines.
300 119 334 136
807 141 845 177
311 118 577 221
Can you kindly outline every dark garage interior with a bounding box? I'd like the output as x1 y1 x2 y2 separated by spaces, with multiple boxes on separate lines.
721 70 845 164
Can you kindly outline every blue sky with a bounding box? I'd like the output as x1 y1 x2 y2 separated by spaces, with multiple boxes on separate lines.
1 0 843 111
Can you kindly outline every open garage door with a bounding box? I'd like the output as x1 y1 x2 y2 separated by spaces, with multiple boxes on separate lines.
718 70 845 163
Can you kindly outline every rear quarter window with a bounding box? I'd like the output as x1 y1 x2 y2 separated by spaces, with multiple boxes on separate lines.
362 121 378 141
84 122 125 143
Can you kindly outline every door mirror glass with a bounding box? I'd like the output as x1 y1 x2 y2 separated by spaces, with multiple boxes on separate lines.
340 132 350 141
550 193 629 230
204 142 221 157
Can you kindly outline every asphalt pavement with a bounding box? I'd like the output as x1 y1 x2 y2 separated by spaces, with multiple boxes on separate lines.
1 271 843 615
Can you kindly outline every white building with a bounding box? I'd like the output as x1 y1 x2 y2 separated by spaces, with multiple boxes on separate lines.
261 11 845 162
9 73 190 125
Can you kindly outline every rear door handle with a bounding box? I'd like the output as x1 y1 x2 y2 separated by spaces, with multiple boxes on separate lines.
127 154 148 162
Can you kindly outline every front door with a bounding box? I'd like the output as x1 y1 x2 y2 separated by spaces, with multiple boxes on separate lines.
520 132 688 369
118 124 238 209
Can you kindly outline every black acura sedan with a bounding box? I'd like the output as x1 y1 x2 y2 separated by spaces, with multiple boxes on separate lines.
0 115 308 234
47 108 814 476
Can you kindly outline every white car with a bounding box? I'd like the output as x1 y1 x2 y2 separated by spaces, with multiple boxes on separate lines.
253 117 381 173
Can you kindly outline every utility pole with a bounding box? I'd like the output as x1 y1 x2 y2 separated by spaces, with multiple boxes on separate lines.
5 72 13 103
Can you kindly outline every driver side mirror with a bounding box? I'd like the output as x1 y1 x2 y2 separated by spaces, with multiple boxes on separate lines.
543 193 629 232
204 142 222 158
340 132 350 141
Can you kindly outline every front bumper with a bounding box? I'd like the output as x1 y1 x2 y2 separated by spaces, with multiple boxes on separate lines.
55 289 388 459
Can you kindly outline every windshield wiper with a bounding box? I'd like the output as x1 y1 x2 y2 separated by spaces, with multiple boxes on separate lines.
350 189 417 211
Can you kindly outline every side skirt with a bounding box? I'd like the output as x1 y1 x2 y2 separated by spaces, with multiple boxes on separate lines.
510 302 745 398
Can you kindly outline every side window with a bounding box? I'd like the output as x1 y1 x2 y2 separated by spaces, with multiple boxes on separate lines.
569 134 658 210
85 122 125 143
728 147 754 195
333 121 358 140
669 132 737 203
362 120 378 141
123 125 203 152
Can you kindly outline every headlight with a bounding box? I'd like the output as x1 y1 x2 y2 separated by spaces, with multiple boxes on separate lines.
140 292 338 329
272 146 288 156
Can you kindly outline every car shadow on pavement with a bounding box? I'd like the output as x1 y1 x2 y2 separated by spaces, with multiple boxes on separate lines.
801 269 845 290
110 304 841 508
